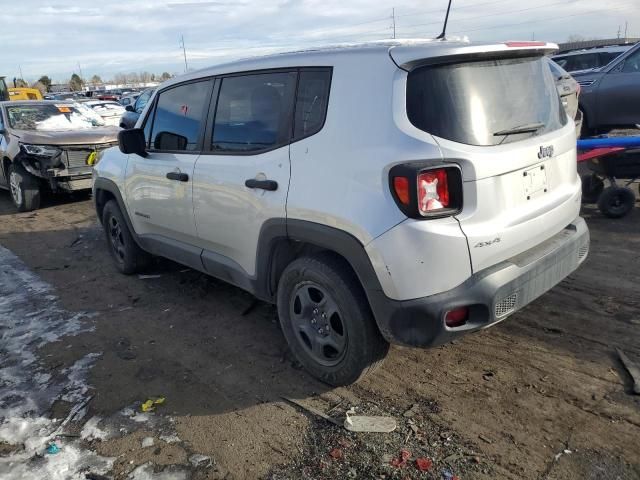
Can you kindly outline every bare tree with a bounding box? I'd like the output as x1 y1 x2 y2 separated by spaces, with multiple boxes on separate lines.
139 71 152 84
31 81 47 95
126 72 140 84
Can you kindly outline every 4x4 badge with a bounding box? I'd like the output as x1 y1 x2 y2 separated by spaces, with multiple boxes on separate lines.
474 238 501 248
538 145 554 159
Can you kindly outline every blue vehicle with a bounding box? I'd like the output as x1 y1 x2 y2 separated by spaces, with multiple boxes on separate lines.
572 42 640 136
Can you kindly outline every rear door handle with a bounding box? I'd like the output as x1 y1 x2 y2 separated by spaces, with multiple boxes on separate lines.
245 179 278 191
166 172 189 182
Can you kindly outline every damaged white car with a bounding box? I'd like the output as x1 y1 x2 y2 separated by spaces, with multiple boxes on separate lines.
0 100 119 211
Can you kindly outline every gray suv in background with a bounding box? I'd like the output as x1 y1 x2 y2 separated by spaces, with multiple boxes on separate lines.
573 42 640 135
119 88 154 129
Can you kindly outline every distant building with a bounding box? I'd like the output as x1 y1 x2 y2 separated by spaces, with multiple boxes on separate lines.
557 37 639 54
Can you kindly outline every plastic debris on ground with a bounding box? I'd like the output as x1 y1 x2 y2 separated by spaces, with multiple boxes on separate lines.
390 449 411 468
329 448 343 460
45 442 61 455
442 468 460 480
415 457 433 471
344 407 396 433
616 347 640 394
141 397 165 412
188 454 212 468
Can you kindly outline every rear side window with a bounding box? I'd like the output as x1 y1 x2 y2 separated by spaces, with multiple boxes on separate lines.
293 70 331 140
407 56 567 147
212 72 296 153
149 80 211 152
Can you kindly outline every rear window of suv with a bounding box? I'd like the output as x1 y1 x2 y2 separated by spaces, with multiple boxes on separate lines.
406 56 567 146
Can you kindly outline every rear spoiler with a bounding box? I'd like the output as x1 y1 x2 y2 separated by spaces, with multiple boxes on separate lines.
390 41 558 71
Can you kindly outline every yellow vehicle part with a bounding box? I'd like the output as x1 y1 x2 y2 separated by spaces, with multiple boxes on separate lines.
8 88 43 101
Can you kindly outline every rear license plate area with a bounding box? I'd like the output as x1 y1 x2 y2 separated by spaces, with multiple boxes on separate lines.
523 165 548 200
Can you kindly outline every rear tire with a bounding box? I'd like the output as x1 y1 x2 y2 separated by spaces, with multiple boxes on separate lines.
277 254 389 386
8 163 40 212
597 186 635 218
102 200 151 274
580 173 604 204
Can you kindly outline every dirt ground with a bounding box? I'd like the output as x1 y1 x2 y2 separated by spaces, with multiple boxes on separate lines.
0 187 639 480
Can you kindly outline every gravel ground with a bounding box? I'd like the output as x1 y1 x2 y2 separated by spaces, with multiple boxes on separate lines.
0 186 639 479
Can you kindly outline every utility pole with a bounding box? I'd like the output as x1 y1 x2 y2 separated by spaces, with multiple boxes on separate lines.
18 65 23 81
392 8 396 39
180 35 189 73
617 25 621 39
77 62 84 85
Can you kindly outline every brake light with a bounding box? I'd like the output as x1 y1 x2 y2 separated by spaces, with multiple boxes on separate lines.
418 169 449 214
393 176 410 205
505 41 546 47
445 307 469 328
389 163 462 219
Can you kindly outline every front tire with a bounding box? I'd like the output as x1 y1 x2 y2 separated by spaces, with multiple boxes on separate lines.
277 254 389 386
9 163 40 212
102 200 151 274
597 186 635 218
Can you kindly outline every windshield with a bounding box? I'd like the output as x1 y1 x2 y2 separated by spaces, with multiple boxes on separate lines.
406 56 567 146
6 103 106 131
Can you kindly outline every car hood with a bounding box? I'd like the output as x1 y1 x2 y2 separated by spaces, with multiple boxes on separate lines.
10 127 120 145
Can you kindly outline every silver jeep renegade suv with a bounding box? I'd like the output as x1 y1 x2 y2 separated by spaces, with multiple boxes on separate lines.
93 39 589 386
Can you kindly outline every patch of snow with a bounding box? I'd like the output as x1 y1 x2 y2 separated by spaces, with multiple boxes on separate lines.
128 463 188 480
131 412 152 423
141 437 154 448
1 442 112 480
0 245 112 478
81 416 109 441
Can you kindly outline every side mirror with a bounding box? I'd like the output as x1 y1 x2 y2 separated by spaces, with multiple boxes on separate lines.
118 128 147 157
125 105 134 112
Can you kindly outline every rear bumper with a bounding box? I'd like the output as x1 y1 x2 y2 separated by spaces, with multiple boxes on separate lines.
370 216 589 347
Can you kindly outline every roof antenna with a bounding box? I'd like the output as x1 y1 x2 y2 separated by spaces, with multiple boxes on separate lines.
436 0 453 40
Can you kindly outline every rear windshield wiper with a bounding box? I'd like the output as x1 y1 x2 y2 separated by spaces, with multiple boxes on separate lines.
493 122 545 136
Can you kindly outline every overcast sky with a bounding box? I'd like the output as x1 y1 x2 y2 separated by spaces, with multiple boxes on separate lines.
1 0 638 83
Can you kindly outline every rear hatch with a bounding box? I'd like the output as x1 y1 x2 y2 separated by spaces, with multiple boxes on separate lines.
393 42 580 272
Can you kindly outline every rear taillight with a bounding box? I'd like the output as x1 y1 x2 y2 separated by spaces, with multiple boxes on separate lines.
393 176 410 206
418 168 449 214
389 163 462 219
